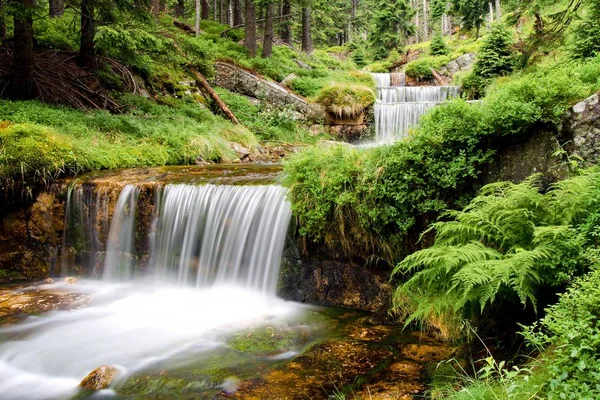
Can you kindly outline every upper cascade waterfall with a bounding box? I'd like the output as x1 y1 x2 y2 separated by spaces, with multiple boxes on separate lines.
372 72 459 144
60 181 292 295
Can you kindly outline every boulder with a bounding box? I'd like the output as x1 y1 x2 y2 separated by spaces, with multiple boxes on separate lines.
566 92 600 166
280 73 298 88
80 365 119 390
64 277 79 284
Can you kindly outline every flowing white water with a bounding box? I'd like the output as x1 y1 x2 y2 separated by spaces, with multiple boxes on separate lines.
0 181 299 399
370 72 460 144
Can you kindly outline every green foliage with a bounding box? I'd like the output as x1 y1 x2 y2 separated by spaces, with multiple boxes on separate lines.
316 84 375 118
460 71 486 99
368 0 415 60
453 0 488 36
405 55 452 80
351 47 368 68
284 57 598 263
33 10 80 50
430 34 450 56
393 169 600 338
570 0 600 59
474 24 516 80
521 267 600 400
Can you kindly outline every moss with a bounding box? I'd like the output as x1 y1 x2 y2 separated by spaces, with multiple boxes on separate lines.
316 84 375 119
227 325 295 355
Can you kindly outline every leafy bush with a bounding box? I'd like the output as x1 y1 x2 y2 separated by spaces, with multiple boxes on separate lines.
430 34 450 56
460 71 486 99
522 266 600 399
405 55 451 79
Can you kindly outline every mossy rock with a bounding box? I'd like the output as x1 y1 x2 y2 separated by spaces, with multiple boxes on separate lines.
316 84 375 120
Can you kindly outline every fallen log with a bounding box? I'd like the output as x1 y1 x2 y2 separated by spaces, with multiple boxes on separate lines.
173 19 206 35
430 68 448 86
191 67 240 125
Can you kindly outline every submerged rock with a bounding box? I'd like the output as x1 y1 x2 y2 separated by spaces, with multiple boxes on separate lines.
64 277 79 284
80 365 119 390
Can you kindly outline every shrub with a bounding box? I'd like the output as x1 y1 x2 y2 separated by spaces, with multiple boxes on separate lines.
430 34 450 56
405 55 451 80
522 266 600 399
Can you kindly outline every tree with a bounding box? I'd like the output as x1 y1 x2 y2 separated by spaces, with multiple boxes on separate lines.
422 0 429 40
79 0 95 68
473 22 514 79
10 0 36 99
280 0 292 44
174 0 184 16
430 33 449 55
195 0 201 36
494 0 500 20
301 6 312 53
244 0 257 56
453 0 488 37
570 0 600 59
233 0 243 26
49 0 64 17
0 0 6 42
151 0 160 16
368 0 415 60
262 2 275 57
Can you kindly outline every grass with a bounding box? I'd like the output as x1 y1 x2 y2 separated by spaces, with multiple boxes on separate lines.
0 96 257 193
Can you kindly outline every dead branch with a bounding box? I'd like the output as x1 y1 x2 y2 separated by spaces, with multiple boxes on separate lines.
430 68 448 86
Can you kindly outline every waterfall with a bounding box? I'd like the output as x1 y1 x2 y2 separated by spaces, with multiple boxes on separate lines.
60 181 292 295
102 185 139 281
371 73 460 144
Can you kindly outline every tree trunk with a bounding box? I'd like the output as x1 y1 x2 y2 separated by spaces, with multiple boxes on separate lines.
0 0 7 41
233 0 243 26
280 0 292 44
495 0 501 20
422 0 428 40
174 0 184 17
262 2 274 57
160 0 167 12
79 0 96 69
244 0 257 56
151 0 160 16
201 0 209 19
49 0 64 17
219 0 224 23
225 0 231 25
10 0 36 100
195 0 201 36
301 6 311 53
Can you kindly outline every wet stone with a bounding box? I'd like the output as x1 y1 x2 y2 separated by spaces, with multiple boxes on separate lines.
80 365 120 390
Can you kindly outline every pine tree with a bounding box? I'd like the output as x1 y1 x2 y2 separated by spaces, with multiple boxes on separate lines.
430 33 449 55
473 22 514 79
570 0 600 59
368 0 415 60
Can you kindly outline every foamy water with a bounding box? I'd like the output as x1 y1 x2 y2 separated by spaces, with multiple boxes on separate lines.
0 281 305 399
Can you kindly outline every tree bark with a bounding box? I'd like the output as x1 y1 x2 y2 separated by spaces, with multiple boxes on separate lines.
219 0 224 23
195 0 201 36
151 0 160 17
495 0 501 20
49 0 64 17
11 0 36 99
201 0 209 19
79 0 96 69
280 0 292 44
244 0 257 56
174 0 184 17
301 6 312 53
225 0 231 25
262 2 274 57
233 0 243 26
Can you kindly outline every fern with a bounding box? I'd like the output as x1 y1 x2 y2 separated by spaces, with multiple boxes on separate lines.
392 172 600 334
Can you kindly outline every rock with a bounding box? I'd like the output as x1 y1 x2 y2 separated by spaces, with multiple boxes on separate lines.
80 365 119 390
212 62 325 122
64 277 79 284
280 73 298 88
230 142 251 159
44 278 55 284
565 91 600 166
445 60 460 74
